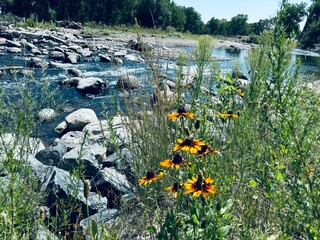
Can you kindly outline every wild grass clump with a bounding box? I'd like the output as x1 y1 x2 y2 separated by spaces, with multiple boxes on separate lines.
116 10 320 240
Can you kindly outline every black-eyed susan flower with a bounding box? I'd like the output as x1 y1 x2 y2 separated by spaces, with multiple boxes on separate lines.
217 111 239 119
236 88 245 97
197 145 220 157
160 154 189 169
139 171 164 185
173 138 206 154
165 182 183 197
184 173 218 198
167 107 195 121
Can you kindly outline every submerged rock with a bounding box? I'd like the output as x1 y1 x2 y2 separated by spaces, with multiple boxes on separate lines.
117 75 140 91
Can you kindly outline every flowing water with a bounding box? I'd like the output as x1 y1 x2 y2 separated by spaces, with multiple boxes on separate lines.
0 46 319 144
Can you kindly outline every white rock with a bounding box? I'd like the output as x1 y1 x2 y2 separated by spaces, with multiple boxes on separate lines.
65 108 98 131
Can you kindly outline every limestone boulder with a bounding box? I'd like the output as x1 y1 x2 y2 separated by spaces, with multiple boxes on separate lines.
65 108 98 131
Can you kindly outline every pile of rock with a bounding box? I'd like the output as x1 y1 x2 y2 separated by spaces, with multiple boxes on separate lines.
0 107 136 238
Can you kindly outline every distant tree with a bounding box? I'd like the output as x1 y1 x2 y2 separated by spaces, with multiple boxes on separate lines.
206 17 220 35
251 19 272 35
277 0 307 37
170 3 186 32
299 0 320 49
183 7 204 34
136 0 172 28
229 14 249 36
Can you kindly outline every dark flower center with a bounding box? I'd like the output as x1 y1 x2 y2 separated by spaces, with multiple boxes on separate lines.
182 138 193 146
172 154 183 164
178 107 188 114
197 145 208 154
173 183 180 191
146 172 155 179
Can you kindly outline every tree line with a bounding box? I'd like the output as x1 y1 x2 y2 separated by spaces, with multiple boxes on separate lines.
0 0 319 49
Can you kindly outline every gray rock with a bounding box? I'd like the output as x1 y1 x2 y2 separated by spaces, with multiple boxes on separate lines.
27 57 48 68
26 155 50 183
49 50 65 61
53 131 85 150
40 167 108 217
35 143 67 166
53 121 68 135
83 117 131 146
6 39 22 48
125 54 144 62
79 209 118 237
20 39 37 50
58 77 81 86
93 167 131 208
31 48 42 55
102 148 133 171
38 108 56 122
0 133 45 161
64 52 80 64
100 54 112 63
59 145 100 177
113 57 123 64
0 38 7 45
18 68 34 77
78 48 92 57
117 75 140 90
67 68 82 77
7 47 21 53
65 108 98 131
35 224 58 240
76 77 109 94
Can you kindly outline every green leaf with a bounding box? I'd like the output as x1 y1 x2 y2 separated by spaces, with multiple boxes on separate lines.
274 171 284 182
221 199 234 215
90 219 99 240
147 225 157 234
249 179 258 188
221 225 231 237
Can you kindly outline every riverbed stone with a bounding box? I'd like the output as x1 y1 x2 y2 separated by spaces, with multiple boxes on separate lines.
76 77 109 94
40 167 108 218
6 39 22 48
59 145 100 177
65 108 99 131
100 54 112 63
93 167 131 208
27 57 48 68
35 142 67 166
18 68 34 77
49 50 65 61
64 52 80 63
7 47 21 53
53 121 68 135
0 133 45 161
79 209 118 238
53 131 85 150
38 108 56 122
67 68 82 77
117 75 140 90
58 77 81 86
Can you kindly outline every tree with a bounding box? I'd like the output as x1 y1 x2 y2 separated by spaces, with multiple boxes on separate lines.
229 14 249 36
251 19 272 35
183 7 204 34
299 0 320 49
206 17 220 35
170 4 186 32
277 0 307 37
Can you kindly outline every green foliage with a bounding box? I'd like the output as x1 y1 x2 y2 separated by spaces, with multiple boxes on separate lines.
299 0 320 49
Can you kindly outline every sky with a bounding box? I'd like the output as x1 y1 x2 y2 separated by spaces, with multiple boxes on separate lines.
173 0 312 23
